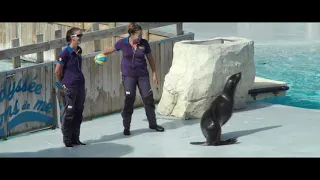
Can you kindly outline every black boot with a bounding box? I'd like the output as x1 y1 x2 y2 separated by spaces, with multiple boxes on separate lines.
122 95 134 136
123 128 131 136
72 140 86 145
149 125 165 132
65 143 73 147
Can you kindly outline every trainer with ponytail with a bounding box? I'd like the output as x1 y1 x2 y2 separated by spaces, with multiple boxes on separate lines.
101 22 165 135
55 27 86 147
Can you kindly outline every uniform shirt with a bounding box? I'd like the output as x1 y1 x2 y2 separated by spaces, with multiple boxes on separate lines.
114 36 151 77
56 45 85 88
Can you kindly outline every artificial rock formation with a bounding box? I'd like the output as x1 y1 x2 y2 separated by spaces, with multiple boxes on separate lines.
157 37 255 119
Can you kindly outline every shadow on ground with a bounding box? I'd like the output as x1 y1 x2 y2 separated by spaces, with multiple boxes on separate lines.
86 117 201 145
84 102 278 145
222 125 282 141
0 142 134 157
190 125 282 145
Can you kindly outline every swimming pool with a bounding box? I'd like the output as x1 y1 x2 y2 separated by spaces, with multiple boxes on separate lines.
254 41 320 110
0 59 36 72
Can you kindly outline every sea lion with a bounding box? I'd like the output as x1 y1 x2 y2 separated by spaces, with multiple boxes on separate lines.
191 72 242 146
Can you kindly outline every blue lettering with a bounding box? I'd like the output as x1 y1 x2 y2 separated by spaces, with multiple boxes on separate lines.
0 73 43 103
0 100 20 128
34 84 42 95
32 68 41 94
0 80 7 102
22 101 30 110
27 82 36 92
33 100 52 114
10 100 19 116
15 78 23 92
0 72 54 129
7 81 16 101
46 102 52 113
0 111 7 128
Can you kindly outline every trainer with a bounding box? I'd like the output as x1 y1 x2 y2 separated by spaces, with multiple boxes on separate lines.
101 22 165 135
55 27 86 147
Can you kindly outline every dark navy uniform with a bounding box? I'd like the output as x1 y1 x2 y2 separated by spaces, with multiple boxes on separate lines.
114 36 164 134
57 45 85 145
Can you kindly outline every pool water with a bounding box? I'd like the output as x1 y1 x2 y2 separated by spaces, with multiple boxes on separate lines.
0 59 36 72
157 23 320 110
254 41 320 110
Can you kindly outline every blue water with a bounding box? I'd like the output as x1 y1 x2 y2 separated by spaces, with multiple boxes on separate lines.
156 23 320 110
254 41 320 109
157 23 320 110
0 59 36 72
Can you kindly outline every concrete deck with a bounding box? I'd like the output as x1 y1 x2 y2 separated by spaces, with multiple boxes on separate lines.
0 102 319 157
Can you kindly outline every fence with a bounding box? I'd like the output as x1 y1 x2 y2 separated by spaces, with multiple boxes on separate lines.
0 61 56 139
0 22 194 140
0 22 179 63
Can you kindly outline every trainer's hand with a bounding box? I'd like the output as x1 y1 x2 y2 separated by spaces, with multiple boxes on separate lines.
153 72 158 87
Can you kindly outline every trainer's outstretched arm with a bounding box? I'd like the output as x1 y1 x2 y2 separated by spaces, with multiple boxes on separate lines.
101 46 116 56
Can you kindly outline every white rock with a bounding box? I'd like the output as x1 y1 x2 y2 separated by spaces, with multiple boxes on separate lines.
157 37 255 120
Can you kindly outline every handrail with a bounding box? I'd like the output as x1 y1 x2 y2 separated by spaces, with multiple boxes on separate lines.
0 22 177 60
0 32 194 76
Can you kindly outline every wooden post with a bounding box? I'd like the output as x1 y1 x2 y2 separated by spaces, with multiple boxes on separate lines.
3 72 9 140
11 38 21 68
176 23 183 36
15 23 18 39
91 23 100 116
52 29 62 129
36 34 44 63
54 30 62 59
92 23 101 52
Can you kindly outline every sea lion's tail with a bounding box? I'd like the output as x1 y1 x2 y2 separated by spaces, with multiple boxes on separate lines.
190 137 238 146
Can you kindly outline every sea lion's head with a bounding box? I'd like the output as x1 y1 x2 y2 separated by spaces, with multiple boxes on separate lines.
225 72 242 91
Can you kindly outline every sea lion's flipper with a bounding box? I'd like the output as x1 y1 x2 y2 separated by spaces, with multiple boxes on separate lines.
207 125 238 146
190 141 208 146
190 139 238 146
214 137 238 146
226 137 238 142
